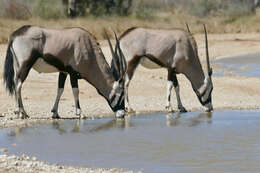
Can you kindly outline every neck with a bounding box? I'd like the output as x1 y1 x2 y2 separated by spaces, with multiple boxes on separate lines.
80 48 115 103
184 63 206 95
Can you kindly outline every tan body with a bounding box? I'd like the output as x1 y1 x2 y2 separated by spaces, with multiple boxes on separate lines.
119 27 213 112
4 26 127 119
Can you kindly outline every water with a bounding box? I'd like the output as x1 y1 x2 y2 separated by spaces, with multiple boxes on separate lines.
1 110 260 173
214 54 260 77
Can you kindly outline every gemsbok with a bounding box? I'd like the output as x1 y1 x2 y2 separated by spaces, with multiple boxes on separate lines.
3 25 127 119
116 25 213 113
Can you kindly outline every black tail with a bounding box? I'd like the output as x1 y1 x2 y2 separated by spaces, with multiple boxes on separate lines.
3 41 15 95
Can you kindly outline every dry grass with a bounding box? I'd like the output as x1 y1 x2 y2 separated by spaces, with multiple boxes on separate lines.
1 11 260 44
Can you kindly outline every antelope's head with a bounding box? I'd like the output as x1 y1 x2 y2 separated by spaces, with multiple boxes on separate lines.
198 25 213 112
105 30 127 118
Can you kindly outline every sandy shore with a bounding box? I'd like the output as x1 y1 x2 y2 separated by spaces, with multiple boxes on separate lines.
1 33 260 172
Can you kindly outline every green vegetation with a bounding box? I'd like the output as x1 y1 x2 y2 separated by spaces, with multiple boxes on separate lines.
0 0 257 19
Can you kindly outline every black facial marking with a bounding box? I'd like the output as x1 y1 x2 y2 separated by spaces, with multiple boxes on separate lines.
110 89 125 112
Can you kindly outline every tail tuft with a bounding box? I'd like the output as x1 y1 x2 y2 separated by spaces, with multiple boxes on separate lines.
3 42 15 95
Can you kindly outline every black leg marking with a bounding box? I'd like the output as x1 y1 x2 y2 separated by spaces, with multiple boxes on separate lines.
70 75 79 88
51 72 68 119
58 72 67 88
127 55 142 80
70 74 81 109
70 74 81 115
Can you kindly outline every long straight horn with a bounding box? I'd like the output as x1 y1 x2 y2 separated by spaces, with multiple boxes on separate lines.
203 24 212 76
113 30 127 78
104 30 120 75
113 30 123 78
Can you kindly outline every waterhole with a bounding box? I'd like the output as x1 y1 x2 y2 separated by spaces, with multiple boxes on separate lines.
1 110 260 173
214 54 260 77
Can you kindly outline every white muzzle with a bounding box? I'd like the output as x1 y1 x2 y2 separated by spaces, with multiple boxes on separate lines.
115 110 125 118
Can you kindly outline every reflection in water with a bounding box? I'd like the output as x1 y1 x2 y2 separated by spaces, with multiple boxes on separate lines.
50 112 213 135
2 110 260 173
7 127 24 137
50 116 133 134
89 116 133 132
7 112 214 137
52 120 67 135
166 111 212 127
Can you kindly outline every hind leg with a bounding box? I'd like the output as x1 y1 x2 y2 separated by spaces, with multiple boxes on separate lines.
51 72 67 119
172 75 187 112
14 58 37 119
125 55 141 113
70 75 81 117
14 79 29 119
166 69 175 112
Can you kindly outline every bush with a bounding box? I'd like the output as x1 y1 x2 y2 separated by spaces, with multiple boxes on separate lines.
32 0 66 19
0 0 66 19
188 0 255 17
0 0 32 19
190 0 221 17
224 0 255 17
134 4 156 20
85 0 133 16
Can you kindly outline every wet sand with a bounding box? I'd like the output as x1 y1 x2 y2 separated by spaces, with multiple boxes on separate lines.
1 33 260 172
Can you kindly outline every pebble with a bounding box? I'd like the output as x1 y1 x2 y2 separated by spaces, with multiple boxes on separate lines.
0 148 7 153
14 161 19 166
32 157 37 161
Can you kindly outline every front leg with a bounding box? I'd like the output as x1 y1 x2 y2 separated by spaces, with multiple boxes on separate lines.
70 75 82 118
124 74 134 113
172 74 187 113
124 55 141 114
14 57 37 119
51 72 67 119
165 80 174 113
15 79 29 119
166 69 187 113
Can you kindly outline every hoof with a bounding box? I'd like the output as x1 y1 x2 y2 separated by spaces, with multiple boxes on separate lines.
52 112 60 119
165 106 174 113
14 109 19 115
16 111 29 119
20 112 29 119
75 108 82 116
178 107 187 113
